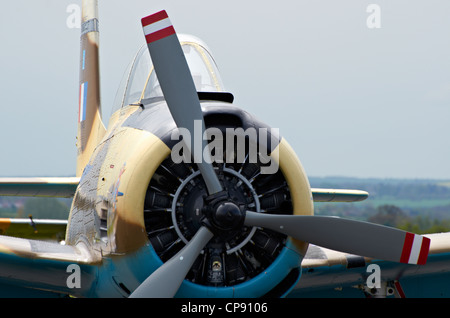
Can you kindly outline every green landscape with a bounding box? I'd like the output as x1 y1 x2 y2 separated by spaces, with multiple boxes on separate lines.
310 177 450 234
0 177 449 234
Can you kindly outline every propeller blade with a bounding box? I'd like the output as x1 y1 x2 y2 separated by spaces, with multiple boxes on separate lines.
130 226 214 298
141 11 222 195
244 211 430 265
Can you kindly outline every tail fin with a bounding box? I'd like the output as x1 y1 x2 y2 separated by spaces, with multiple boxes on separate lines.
76 0 106 177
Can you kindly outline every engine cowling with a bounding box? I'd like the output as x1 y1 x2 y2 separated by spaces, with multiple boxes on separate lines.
67 101 313 297
142 106 313 297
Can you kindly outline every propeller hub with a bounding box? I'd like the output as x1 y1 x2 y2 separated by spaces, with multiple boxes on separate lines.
212 201 244 231
202 190 245 237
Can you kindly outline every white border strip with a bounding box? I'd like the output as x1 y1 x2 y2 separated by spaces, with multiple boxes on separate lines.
408 235 423 264
143 17 172 36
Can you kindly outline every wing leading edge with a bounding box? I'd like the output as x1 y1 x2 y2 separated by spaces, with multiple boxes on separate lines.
0 177 79 198
311 188 369 202
0 177 367 202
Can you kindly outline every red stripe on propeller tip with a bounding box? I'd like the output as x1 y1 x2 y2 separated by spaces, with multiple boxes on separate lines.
417 236 430 265
400 232 430 265
144 26 175 44
400 232 414 263
141 10 168 27
141 10 175 44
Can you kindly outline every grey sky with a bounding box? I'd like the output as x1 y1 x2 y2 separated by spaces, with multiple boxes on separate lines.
0 1 449 180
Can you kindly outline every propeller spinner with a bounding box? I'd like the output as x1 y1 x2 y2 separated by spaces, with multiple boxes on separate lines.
130 10 430 298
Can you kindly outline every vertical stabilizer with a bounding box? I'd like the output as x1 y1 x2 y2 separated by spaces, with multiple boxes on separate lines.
76 0 106 177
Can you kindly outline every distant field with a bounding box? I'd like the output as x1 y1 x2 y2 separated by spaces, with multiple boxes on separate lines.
309 177 450 232
438 182 450 188
309 177 450 204
364 198 450 209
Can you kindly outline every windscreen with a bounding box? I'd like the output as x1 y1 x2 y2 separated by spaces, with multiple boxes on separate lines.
111 35 225 113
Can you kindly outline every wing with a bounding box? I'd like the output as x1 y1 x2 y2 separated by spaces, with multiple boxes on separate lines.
0 235 98 297
291 232 450 297
0 177 78 240
0 181 87 290
311 188 368 202
0 177 79 197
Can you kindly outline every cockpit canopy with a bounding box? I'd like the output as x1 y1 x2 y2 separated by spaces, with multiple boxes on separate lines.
112 34 226 113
